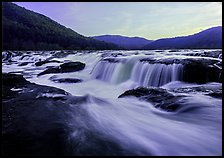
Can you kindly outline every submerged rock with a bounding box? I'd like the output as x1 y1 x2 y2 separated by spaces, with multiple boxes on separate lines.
38 67 60 76
118 87 184 112
18 62 31 66
49 76 82 83
192 50 222 58
102 58 123 63
172 84 222 99
35 60 61 66
37 62 85 76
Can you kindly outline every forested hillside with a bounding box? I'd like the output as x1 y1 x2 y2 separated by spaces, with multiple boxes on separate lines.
142 26 222 49
2 2 119 50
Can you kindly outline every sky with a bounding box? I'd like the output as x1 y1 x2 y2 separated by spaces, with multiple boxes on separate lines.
13 2 222 40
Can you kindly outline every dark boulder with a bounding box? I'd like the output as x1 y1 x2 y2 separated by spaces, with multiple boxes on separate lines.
35 60 60 66
38 67 60 76
172 84 222 99
118 87 184 112
140 57 222 83
37 62 85 76
2 73 73 155
182 59 222 83
50 76 82 83
2 73 130 156
2 51 14 61
55 78 82 83
201 51 222 58
59 62 85 72
51 50 70 58
206 91 222 99
103 58 122 63
2 73 30 99
18 62 31 66
2 73 30 86
20 55 31 60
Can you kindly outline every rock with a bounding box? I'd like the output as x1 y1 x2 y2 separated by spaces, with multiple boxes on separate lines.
2 73 30 99
35 60 60 66
59 62 85 72
18 62 31 66
48 50 76 59
111 53 126 57
2 73 30 86
140 57 219 65
20 55 31 60
102 58 124 63
118 87 183 112
202 51 222 58
2 73 79 155
169 49 180 52
37 62 85 76
172 84 222 99
52 50 68 58
2 51 14 61
140 58 157 63
50 77 82 83
206 91 222 99
155 50 163 52
182 59 222 83
38 67 60 76
140 57 222 83
2 73 129 156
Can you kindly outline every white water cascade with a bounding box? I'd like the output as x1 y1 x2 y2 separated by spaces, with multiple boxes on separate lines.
2 50 222 156
91 59 183 87
131 62 183 87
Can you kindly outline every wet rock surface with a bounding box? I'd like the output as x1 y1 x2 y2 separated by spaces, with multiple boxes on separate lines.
2 73 30 86
38 62 85 76
2 50 222 156
35 60 61 66
2 51 16 61
48 50 78 59
18 62 31 66
102 58 124 63
59 62 85 72
140 57 220 65
49 76 82 83
140 57 222 84
2 73 130 156
118 87 184 112
182 60 222 83
184 50 222 58
2 73 78 155
172 84 222 99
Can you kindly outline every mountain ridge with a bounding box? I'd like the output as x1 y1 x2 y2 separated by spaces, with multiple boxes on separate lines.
142 26 222 49
2 2 119 50
92 35 153 50
2 2 222 50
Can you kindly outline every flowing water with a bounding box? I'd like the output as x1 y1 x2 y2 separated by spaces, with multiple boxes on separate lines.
2 49 222 156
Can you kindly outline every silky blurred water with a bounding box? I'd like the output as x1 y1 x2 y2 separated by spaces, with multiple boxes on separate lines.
2 50 222 156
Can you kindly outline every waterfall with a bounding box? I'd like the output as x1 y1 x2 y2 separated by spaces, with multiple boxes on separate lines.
130 62 183 87
91 61 134 84
92 59 183 87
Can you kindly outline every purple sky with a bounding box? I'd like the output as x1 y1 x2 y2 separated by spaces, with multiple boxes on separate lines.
13 2 222 40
